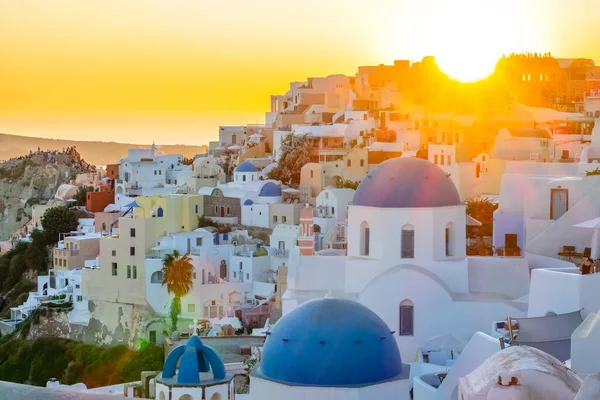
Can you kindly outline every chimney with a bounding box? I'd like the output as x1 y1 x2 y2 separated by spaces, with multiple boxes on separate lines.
298 206 315 256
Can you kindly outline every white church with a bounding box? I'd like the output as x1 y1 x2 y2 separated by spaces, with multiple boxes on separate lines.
282 157 531 360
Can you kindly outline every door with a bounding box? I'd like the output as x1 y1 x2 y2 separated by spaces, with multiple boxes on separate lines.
220 207 225 217
505 234 518 249
551 189 568 220
149 330 156 344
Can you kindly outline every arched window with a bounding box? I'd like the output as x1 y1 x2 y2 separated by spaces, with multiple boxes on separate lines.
157 207 164 217
195 204 199 214
150 271 163 284
179 395 194 400
445 222 454 256
399 299 414 336
360 221 370 256
401 225 414 258
210 393 222 400
158 392 166 400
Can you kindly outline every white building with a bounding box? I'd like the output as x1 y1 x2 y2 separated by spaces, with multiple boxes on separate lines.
282 157 530 363
313 188 355 236
115 145 191 209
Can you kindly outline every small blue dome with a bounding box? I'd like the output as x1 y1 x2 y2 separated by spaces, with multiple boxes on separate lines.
236 161 257 172
161 336 226 385
258 298 402 386
259 182 282 197
353 157 461 208
243 199 254 206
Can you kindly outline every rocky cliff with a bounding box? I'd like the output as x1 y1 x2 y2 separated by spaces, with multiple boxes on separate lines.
27 300 155 348
0 150 89 240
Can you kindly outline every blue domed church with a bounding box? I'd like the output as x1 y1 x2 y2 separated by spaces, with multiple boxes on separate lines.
155 335 234 400
250 297 411 399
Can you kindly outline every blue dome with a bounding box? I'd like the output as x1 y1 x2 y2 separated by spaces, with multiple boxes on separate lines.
353 157 461 208
259 182 282 197
161 336 226 385
236 161 258 172
258 298 402 386
243 199 254 206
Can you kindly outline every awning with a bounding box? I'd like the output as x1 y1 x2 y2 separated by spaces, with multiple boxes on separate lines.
466 214 483 226
125 201 140 208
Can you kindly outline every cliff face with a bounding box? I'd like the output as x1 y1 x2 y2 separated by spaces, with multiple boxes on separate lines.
0 151 86 240
27 300 155 348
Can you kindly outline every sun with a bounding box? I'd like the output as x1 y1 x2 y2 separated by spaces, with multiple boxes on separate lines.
436 53 498 83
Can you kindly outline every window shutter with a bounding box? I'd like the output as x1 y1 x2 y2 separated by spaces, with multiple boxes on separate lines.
399 306 413 335
401 230 414 258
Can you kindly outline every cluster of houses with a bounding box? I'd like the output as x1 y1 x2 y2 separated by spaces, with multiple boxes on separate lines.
5 58 600 399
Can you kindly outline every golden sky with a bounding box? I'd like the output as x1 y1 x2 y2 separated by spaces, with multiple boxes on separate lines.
2 0 600 144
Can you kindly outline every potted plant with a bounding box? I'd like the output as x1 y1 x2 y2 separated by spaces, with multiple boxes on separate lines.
496 246 504 257
477 243 489 256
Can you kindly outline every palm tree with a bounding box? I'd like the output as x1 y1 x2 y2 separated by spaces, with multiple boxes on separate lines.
161 250 194 333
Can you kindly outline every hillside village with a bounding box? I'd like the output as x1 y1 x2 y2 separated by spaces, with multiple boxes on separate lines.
4 56 600 399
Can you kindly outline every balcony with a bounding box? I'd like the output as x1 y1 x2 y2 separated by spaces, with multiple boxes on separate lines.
54 249 80 257
270 248 289 257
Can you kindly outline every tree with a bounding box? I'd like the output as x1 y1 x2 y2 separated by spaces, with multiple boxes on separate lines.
161 250 194 333
41 206 78 244
466 197 497 237
73 186 94 206
267 134 312 185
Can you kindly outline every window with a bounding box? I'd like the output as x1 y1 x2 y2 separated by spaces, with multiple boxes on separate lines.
347 159 351 167
233 271 237 279
360 159 365 167
196 237 203 246
401 225 414 258
188 304 196 313
154 170 157 175
77 295 83 302
112 250 116 257
133 265 137 279
75 284 80 289
434 154 438 164
273 216 278 224
447 156 452 165
130 228 136 237
127 265 131 279
195 204 199 214
331 207 335 215
159 170 162 175
157 207 164 217
112 263 118 276
243 175 246 182
193 272 197 279
246 273 250 280
399 299 414 336
445 222 454 256
150 271 163 283
226 207 230 215
360 221 370 256
282 216 287 223
54 258 58 266
310 170 314 178
440 155 445 165
130 247 135 256
239 262 243 270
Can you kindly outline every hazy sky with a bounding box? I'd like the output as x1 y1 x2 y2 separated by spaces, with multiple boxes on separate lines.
2 0 600 145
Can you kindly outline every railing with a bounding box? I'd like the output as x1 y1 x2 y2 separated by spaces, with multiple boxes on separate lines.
271 249 289 257
54 249 80 257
